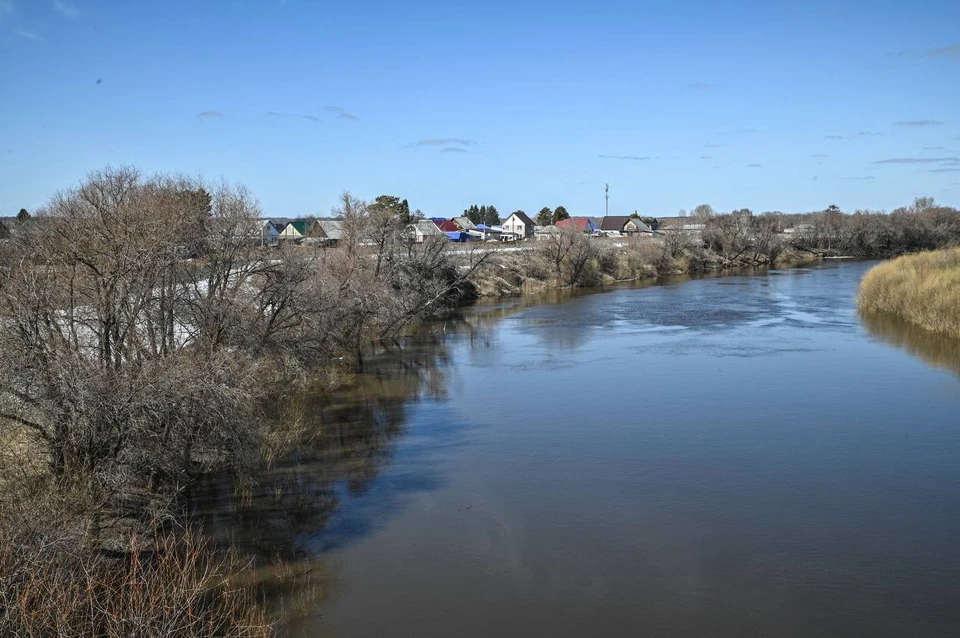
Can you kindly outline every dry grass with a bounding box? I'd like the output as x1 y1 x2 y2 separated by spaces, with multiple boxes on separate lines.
858 247 960 339
0 516 273 638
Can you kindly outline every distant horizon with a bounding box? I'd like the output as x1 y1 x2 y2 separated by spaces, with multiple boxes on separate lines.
2 0 958 217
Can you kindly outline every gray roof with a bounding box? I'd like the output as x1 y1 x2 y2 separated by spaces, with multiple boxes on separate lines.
453 216 476 230
413 220 444 236
315 219 344 240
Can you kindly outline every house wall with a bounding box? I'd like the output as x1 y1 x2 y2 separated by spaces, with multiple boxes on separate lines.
503 216 532 238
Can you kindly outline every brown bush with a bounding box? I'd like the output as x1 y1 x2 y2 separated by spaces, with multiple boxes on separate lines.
0 508 272 638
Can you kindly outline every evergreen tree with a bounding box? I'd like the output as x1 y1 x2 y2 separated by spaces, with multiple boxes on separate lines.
16 208 30 223
484 205 500 226
553 206 570 222
537 207 553 226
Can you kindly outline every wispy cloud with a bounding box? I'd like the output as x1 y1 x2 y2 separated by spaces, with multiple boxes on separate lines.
824 132 881 140
812 175 819 181
747 163 763 168
925 43 960 59
810 153 828 158
704 143 725 148
16 27 40 40
0 0 14 23
926 168 960 173
923 146 947 150
685 82 717 90
598 154 651 161
53 0 78 18
846 176 876 181
699 156 712 160
266 111 285 117
195 110 224 119
893 120 945 127
301 114 320 122
440 147 468 154
323 106 359 121
414 137 474 147
872 156 958 164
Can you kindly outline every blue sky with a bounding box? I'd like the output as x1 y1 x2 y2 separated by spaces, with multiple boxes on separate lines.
1 0 959 218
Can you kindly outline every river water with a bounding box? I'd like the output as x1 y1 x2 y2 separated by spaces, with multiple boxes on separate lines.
211 261 960 636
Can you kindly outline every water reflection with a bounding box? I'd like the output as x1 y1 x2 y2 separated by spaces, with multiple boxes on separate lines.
862 311 960 378
190 292 563 562
191 337 452 561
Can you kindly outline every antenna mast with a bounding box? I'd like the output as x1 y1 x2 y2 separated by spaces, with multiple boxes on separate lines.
605 183 609 217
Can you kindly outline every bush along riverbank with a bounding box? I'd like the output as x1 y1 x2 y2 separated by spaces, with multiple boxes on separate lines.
466 230 820 298
0 169 479 636
858 247 960 340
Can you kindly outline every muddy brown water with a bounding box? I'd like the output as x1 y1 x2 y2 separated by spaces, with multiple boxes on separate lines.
196 261 960 637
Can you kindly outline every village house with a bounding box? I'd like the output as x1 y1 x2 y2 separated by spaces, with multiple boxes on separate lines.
502 211 535 239
312 219 344 245
435 220 461 233
452 216 476 231
411 220 445 243
556 217 599 234
534 225 561 240
279 220 310 240
599 216 654 237
258 220 282 246
469 224 504 241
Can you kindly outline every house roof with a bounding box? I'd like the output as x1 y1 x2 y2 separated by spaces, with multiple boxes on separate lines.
599 216 631 231
315 219 344 240
534 224 561 234
452 216 476 230
600 216 652 232
413 220 444 236
435 220 460 233
508 211 535 226
556 217 596 232
283 220 309 235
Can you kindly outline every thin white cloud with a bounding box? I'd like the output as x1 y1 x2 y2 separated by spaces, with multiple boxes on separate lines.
685 82 717 90
824 132 881 140
873 156 958 164
414 137 474 147
925 43 960 59
302 114 320 122
195 110 225 119
0 0 14 26
17 27 40 40
598 154 651 161
323 106 359 121
53 0 78 18
892 120 945 127
440 147 468 154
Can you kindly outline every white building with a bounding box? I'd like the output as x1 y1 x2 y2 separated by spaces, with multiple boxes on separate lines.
501 212 536 240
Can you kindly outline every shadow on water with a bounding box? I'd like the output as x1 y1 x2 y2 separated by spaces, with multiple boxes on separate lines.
861 311 960 378
188 292 564 564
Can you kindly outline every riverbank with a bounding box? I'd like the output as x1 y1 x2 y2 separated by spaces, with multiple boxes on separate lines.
466 236 821 297
858 247 960 340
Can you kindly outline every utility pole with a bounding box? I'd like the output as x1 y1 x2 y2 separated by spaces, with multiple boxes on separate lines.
605 183 609 217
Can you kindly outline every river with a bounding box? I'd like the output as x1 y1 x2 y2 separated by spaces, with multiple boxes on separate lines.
203 261 960 637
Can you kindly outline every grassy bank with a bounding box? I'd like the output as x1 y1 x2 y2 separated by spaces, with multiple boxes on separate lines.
858 248 960 339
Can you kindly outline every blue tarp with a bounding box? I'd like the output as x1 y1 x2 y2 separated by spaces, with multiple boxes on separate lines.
445 231 472 242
